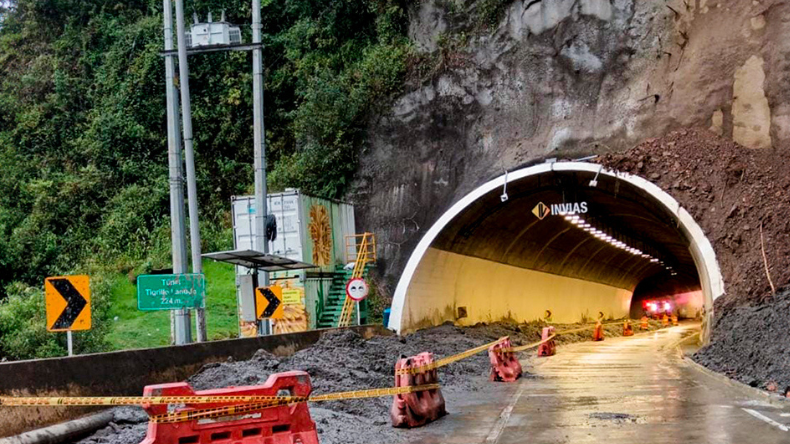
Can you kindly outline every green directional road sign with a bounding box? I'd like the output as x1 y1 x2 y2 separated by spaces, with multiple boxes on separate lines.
137 274 206 311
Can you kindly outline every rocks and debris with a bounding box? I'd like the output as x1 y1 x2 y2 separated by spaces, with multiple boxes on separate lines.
600 128 790 312
73 319 659 444
693 288 790 392
110 407 148 424
601 128 790 393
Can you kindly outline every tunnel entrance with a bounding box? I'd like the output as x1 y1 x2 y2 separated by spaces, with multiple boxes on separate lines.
388 162 722 342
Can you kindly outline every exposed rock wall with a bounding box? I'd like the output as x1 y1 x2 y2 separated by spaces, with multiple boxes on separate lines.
350 0 790 298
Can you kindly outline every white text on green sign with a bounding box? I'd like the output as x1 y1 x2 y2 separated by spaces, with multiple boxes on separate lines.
137 274 206 311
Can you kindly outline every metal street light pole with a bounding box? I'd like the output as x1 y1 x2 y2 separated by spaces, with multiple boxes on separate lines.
163 0 190 345
174 0 203 344
252 0 270 335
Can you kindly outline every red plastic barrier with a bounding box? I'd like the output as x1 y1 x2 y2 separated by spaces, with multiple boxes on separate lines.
592 320 604 341
391 352 446 428
488 337 523 382
537 326 556 357
623 320 634 337
139 371 318 444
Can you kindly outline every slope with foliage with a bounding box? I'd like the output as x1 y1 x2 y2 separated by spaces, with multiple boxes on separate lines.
0 0 411 359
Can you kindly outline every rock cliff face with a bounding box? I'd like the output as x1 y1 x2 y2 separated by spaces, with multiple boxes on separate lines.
350 0 790 296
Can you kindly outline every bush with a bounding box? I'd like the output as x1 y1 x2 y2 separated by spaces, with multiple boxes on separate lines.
0 0 412 359
0 275 110 360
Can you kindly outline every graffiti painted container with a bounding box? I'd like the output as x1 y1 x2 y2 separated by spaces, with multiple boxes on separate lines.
231 190 356 333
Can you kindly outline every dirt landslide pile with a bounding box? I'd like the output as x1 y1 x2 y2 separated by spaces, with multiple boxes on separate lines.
600 128 790 391
693 288 790 392
600 128 790 309
75 319 659 444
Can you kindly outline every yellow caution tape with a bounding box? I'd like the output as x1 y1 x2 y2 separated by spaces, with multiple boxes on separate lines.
551 321 628 336
0 395 293 407
502 334 557 353
394 321 622 374
308 383 439 402
149 384 441 424
2 319 658 419
394 338 506 375
0 383 441 426
149 399 304 424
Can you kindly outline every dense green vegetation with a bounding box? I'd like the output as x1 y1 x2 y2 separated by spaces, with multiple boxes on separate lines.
0 0 412 359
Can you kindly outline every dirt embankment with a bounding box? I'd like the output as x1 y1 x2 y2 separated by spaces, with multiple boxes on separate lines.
601 128 790 310
75 320 661 444
600 128 790 390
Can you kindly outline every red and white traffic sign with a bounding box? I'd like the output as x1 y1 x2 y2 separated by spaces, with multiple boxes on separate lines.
346 278 369 301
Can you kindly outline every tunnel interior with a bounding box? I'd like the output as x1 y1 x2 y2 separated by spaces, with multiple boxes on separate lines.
393 164 712 332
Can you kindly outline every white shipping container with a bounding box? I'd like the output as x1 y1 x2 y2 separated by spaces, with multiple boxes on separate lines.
232 191 303 263
231 190 357 331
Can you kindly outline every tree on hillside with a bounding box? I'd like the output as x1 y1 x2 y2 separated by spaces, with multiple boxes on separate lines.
0 0 411 358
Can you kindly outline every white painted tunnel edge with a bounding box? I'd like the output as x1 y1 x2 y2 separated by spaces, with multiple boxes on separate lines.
387 162 724 335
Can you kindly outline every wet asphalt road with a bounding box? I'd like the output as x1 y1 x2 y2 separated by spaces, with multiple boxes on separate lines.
408 325 790 444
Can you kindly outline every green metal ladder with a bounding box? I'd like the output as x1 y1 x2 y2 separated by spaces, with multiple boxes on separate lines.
316 265 369 329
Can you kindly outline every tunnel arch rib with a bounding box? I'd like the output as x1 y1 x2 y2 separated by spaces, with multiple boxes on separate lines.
387 162 723 342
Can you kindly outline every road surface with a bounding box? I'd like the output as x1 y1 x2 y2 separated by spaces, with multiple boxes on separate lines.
409 325 790 444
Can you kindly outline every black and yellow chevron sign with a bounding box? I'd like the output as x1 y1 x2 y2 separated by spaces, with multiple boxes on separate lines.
45 275 91 332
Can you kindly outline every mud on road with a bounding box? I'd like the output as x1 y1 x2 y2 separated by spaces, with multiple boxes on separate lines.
74 319 664 444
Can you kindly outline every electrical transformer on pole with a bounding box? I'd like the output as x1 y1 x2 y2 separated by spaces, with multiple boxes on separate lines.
163 0 271 343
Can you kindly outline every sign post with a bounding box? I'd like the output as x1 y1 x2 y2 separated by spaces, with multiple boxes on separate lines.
346 278 369 326
45 275 91 357
137 274 206 311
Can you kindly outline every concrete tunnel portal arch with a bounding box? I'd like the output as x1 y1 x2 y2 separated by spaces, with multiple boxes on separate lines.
388 162 724 342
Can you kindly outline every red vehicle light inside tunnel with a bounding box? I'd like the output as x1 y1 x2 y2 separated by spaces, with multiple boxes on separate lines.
643 299 672 313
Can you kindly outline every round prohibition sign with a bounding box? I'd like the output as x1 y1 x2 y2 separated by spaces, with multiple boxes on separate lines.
346 278 369 302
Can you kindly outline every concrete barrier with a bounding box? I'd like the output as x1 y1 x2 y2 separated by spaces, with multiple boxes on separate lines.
0 325 386 438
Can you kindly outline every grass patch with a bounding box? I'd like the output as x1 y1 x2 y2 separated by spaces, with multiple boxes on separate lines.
105 261 237 350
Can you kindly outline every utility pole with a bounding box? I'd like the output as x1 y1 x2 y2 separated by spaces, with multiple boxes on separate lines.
252 0 270 335
163 0 190 345
174 0 204 344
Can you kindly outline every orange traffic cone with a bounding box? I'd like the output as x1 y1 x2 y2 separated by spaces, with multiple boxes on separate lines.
623 320 634 336
661 314 669 327
640 316 649 330
671 314 678 326
592 320 604 341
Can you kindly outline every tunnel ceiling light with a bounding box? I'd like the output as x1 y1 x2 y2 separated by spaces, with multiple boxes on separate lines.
564 214 671 268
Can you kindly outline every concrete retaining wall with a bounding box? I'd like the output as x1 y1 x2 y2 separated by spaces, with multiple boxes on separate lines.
0 325 385 438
